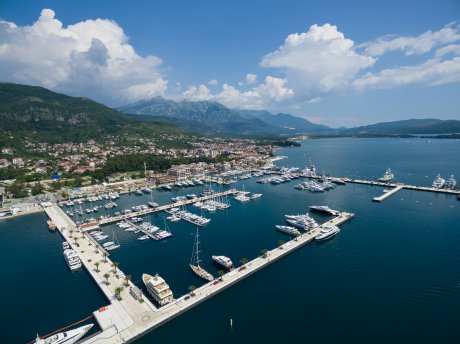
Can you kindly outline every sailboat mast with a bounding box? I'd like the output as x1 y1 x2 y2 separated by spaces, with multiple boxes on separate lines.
195 227 201 267
190 228 197 265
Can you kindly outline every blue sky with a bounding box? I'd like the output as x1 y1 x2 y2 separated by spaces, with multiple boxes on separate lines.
1 0 459 126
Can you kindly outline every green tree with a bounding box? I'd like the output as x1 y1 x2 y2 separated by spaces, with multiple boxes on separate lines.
103 273 110 285
278 240 285 248
188 285 197 296
7 180 27 198
260 249 268 258
112 261 120 276
114 286 124 300
239 257 249 266
94 261 100 272
31 182 44 196
124 274 132 287
217 270 225 281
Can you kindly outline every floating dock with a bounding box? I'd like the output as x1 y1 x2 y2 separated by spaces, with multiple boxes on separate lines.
42 201 354 344
372 185 404 202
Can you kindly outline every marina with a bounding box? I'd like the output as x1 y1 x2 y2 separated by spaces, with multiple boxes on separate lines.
43 198 354 344
96 189 239 226
2 138 460 344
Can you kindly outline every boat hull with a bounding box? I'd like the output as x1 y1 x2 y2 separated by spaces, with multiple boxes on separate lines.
190 264 214 282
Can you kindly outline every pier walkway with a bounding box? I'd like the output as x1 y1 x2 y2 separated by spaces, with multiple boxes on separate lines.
98 189 238 226
372 185 404 202
43 201 354 344
344 178 460 196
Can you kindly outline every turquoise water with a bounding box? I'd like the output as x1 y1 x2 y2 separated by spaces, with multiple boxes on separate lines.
1 138 459 343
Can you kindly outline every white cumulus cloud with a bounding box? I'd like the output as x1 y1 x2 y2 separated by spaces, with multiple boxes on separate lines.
182 76 294 109
215 76 294 109
363 23 460 56
0 8 167 105
353 57 460 89
181 84 213 101
208 79 218 86
261 23 376 94
245 73 257 84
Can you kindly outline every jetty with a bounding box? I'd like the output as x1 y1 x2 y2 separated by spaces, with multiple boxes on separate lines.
372 185 404 202
42 201 354 344
304 175 459 201
98 189 238 226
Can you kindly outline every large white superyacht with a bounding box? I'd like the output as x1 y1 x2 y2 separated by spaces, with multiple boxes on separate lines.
142 273 174 306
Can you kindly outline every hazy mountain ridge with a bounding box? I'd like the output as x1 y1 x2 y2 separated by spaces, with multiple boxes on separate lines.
118 97 332 136
236 109 331 133
342 118 460 134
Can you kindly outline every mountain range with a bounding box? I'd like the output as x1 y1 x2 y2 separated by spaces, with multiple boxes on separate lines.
1 82 459 145
0 82 185 145
118 97 332 136
341 118 460 135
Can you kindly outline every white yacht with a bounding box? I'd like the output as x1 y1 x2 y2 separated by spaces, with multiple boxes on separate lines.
212 255 233 270
148 201 159 208
35 324 94 344
249 193 262 200
275 225 301 236
235 194 250 202
142 273 174 306
378 168 394 183
63 249 81 271
309 205 340 216
315 224 340 241
444 175 457 190
432 174 446 188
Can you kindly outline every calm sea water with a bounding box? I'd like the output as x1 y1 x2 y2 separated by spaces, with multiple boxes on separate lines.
1 138 459 343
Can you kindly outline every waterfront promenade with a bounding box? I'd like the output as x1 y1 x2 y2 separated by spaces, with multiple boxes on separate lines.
44 202 354 344
0 202 43 220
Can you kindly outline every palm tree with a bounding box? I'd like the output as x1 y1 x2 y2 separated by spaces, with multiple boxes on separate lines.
260 249 268 258
114 286 124 300
112 261 120 276
188 285 197 296
217 270 225 281
124 274 132 287
278 239 285 249
103 252 108 262
239 257 249 267
94 261 100 272
103 273 110 285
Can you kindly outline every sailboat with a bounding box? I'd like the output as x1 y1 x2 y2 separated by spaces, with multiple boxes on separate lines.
190 228 214 282
148 191 159 208
105 229 120 251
